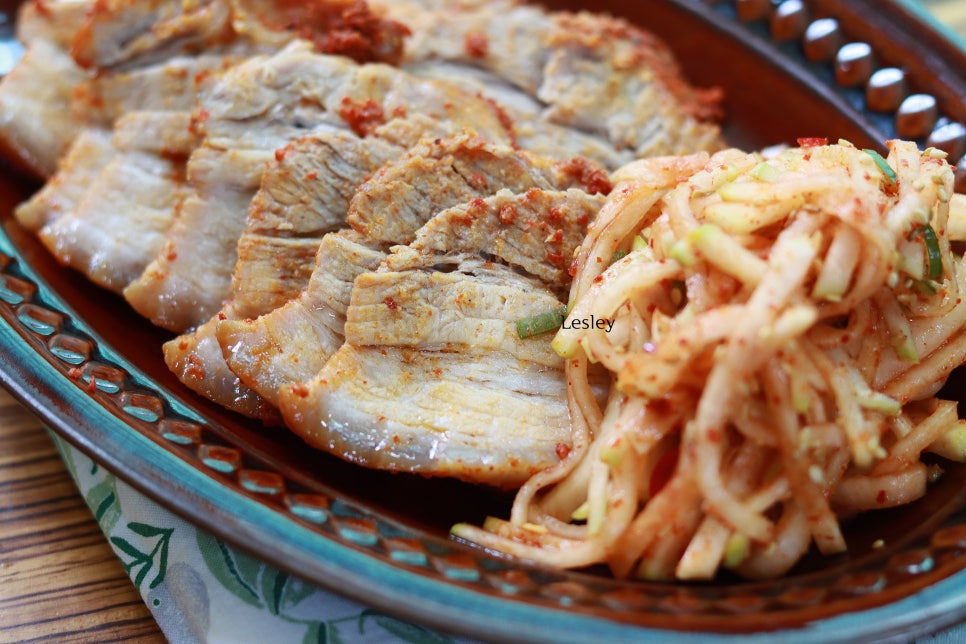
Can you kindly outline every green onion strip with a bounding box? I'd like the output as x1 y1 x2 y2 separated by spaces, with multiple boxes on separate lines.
920 224 943 279
516 306 568 339
863 149 898 185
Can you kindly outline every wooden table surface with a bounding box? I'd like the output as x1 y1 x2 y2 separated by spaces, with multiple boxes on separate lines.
0 387 166 643
0 2 964 643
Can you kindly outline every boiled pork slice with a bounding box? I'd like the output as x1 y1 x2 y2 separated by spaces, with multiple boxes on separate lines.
70 0 235 69
404 60 633 169
159 118 509 421
70 54 243 127
14 128 114 231
165 95 610 420
383 186 602 292
14 52 233 233
214 134 607 411
0 38 88 177
345 133 610 245
0 0 94 177
124 43 515 333
37 112 197 292
70 0 410 70
124 0 723 334
0 0 409 178
159 128 404 422
17 0 96 50
281 343 569 488
230 124 414 319
277 185 602 486
395 2 722 157
216 229 386 411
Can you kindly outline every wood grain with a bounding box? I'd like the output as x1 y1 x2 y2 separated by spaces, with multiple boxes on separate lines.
0 388 165 643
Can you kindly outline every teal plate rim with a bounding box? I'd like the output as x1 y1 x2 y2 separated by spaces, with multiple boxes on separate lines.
3 0 966 641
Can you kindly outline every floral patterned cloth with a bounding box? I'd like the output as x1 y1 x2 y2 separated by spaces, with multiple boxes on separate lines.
52 431 966 643
51 433 475 644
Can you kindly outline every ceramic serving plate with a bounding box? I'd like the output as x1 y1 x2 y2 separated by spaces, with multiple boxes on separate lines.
3 0 966 641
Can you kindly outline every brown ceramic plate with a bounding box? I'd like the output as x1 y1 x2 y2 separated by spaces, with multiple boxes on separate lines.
2 1 966 642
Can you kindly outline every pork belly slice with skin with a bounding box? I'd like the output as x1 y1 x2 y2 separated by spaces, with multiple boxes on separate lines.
232 115 603 320
124 44 514 333
405 60 633 169
70 54 243 127
396 2 722 157
167 116 605 419
277 186 603 484
162 116 480 421
278 256 571 488
215 229 386 411
71 0 410 71
0 39 88 178
124 142 281 331
0 4 235 178
231 112 564 317
17 0 96 50
37 112 197 292
384 187 606 292
344 256 567 367
160 119 501 420
230 127 408 318
346 132 610 245
129 0 716 329
214 136 606 411
14 129 114 231
0 0 95 178
70 0 235 70
11 52 233 232
160 127 405 422
282 344 569 488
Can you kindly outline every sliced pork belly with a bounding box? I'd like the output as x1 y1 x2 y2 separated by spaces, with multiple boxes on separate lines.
161 114 495 420
342 257 564 365
281 344 568 488
230 129 404 318
0 0 407 177
278 254 575 487
36 112 196 292
124 44 514 333
277 185 601 485
71 0 410 70
124 141 281 331
0 1 94 177
214 135 605 411
1 2 233 178
273 191 598 486
13 129 113 231
70 0 234 69
17 0 96 50
118 0 718 330
232 114 602 322
395 2 722 157
0 39 88 177
227 113 472 320
158 127 405 422
70 54 242 127
215 230 385 411
385 187 605 290
405 60 632 169
347 132 610 245
12 52 229 232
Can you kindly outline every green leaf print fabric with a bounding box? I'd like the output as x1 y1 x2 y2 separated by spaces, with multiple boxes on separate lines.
50 433 475 644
